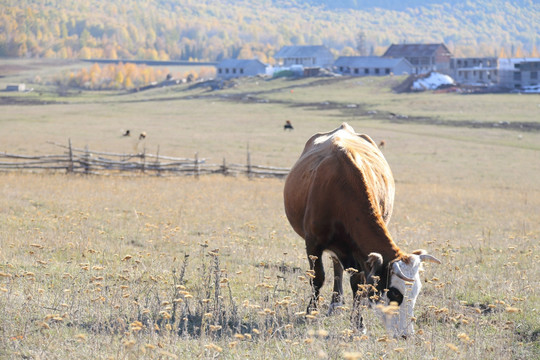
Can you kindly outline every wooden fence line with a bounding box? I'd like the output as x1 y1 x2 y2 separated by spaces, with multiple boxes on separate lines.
0 141 290 179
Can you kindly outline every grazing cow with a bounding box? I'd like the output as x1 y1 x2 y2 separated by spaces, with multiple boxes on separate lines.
123 130 131 137
378 140 386 149
283 123 440 337
284 120 294 131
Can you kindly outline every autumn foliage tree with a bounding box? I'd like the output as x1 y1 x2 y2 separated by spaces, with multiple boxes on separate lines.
55 63 214 90
0 0 538 60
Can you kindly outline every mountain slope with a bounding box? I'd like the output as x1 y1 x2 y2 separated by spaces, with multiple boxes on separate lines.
0 0 538 61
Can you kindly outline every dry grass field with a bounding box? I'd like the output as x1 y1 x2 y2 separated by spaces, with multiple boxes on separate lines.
0 59 539 359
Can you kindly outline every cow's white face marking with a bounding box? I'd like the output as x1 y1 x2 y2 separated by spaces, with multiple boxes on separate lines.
380 255 423 338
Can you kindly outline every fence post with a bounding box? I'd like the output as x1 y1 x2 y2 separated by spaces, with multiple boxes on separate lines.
67 138 73 173
246 143 252 179
141 148 146 173
194 152 199 179
155 145 161 176
83 145 90 174
222 157 227 176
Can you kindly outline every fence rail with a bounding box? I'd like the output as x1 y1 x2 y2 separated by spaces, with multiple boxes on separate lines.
0 140 290 179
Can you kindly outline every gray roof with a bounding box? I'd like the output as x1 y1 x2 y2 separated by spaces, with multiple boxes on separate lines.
334 56 411 68
274 45 332 59
383 43 451 58
216 59 265 67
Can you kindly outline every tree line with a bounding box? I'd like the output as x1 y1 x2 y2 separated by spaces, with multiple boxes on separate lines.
1 0 538 61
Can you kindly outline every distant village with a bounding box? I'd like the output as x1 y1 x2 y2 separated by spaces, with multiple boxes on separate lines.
5 43 539 94
216 43 540 93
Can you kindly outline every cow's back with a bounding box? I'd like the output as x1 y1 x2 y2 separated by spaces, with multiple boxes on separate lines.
284 123 395 240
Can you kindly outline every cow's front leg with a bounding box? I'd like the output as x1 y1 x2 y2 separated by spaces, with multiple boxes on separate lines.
350 272 367 333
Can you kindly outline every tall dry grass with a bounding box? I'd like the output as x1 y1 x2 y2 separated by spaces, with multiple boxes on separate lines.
0 172 538 359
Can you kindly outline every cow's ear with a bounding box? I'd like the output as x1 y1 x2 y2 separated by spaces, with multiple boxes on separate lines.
366 253 383 282
367 253 383 267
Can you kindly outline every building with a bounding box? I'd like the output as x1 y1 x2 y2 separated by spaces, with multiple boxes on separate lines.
450 57 499 85
334 56 413 76
5 84 26 92
515 59 540 89
498 58 540 89
274 45 334 68
215 59 267 79
383 43 452 75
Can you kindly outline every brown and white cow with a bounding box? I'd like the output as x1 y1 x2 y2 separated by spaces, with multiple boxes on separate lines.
283 123 440 337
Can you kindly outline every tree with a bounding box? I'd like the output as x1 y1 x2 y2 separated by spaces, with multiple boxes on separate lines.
341 46 356 56
356 31 367 56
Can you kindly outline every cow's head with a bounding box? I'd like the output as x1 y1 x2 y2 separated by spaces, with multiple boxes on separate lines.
366 250 441 338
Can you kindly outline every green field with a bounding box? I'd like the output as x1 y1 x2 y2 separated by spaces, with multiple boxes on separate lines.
0 59 539 359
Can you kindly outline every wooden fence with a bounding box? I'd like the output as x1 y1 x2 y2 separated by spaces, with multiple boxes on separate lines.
0 140 290 178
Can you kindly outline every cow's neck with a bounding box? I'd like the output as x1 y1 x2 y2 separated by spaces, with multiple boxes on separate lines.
357 219 404 263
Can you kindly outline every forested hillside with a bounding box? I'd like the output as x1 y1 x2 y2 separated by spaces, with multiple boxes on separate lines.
1 0 538 61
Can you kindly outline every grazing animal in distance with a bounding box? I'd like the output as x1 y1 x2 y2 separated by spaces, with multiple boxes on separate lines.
378 140 386 149
284 120 294 131
139 132 147 140
122 130 131 137
283 122 440 337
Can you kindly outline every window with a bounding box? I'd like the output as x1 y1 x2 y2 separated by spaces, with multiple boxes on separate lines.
232 68 236 74
218 69 222 74
354 68 359 74
339 66 344 72
240 68 244 74
364 68 369 74
386 68 391 74
375 68 380 74
514 72 521 81
225 68 229 74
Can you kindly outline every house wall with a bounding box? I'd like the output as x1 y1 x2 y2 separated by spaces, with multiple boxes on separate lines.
518 61 540 88
216 63 265 79
450 57 499 85
498 60 540 89
282 58 317 67
433 47 451 74
394 62 413 75
336 62 411 76
280 52 334 68
454 68 498 85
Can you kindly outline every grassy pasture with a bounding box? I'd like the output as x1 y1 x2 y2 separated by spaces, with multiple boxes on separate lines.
0 60 539 359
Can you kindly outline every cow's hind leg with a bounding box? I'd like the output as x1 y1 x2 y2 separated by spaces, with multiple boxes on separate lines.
328 256 344 315
306 243 324 313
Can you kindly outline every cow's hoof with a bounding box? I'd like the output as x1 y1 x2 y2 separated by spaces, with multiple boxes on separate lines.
327 301 344 316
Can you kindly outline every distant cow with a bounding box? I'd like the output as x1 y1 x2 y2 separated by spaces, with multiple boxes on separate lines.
284 120 294 131
139 132 147 140
123 130 131 137
283 123 440 337
378 140 386 149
